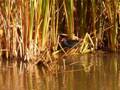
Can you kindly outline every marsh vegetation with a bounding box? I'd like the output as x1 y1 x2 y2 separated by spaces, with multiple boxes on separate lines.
0 1 120 90
0 0 120 69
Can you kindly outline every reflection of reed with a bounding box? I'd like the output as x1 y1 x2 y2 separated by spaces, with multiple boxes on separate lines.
0 52 119 90
0 62 60 90
58 52 119 90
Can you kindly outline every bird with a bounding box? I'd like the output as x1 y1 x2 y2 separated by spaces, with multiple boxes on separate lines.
58 34 79 49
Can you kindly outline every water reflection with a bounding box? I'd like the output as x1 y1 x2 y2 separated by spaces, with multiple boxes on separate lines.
0 52 119 90
58 52 119 90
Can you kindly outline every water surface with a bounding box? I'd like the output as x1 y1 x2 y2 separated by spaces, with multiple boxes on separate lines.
0 51 120 90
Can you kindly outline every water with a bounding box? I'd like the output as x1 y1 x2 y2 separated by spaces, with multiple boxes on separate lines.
0 51 120 90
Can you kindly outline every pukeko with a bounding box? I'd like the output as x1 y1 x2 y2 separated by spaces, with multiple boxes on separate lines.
58 34 79 49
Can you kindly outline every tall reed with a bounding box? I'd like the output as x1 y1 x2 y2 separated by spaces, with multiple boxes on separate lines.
0 0 119 61
34 0 42 46
41 0 50 50
78 0 87 37
64 0 74 39
29 0 35 45
109 0 118 51
50 0 59 51
103 0 118 51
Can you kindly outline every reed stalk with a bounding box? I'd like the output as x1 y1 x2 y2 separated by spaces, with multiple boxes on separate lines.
22 0 30 55
29 0 35 45
49 0 59 51
41 0 50 50
64 0 74 39
96 0 104 42
34 0 42 45
78 0 87 37
91 0 96 38
103 0 118 51
50 0 56 51
109 0 118 51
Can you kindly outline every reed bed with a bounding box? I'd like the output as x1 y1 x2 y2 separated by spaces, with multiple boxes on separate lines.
0 0 120 67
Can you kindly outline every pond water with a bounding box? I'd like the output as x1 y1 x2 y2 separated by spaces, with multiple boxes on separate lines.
0 51 120 90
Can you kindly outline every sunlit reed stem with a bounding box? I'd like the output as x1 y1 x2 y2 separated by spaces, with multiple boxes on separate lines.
29 0 35 45
64 0 74 39
34 0 42 45
41 0 50 50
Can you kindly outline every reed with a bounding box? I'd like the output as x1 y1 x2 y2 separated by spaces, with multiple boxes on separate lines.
29 0 35 45
102 0 118 51
92 0 96 35
109 0 118 51
77 0 87 37
64 0 74 39
0 0 119 63
40 0 50 50
34 0 42 46
50 0 59 51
